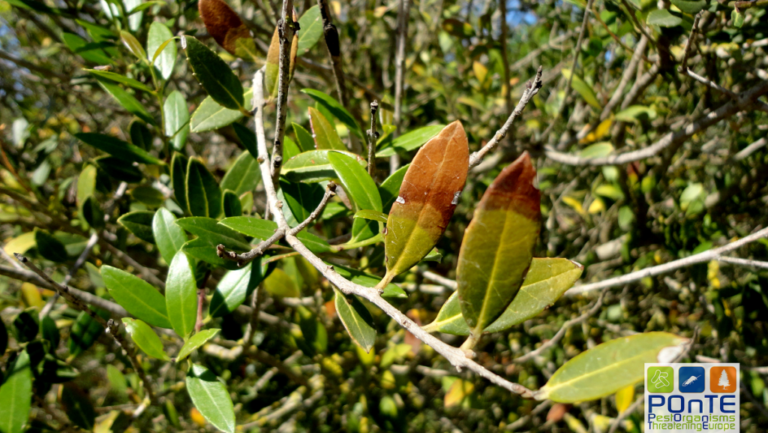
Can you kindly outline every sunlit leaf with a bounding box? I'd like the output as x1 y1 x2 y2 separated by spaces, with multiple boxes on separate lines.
122 318 170 360
302 89 362 138
220 152 261 195
198 0 257 60
164 90 190 151
647 9 682 27
165 252 198 338
282 149 366 183
561 69 601 109
94 76 155 124
209 259 272 317
147 22 176 80
0 349 32 433
86 69 152 92
335 290 376 352
118 210 156 243
186 364 235 433
263 268 300 298
176 329 219 362
376 124 445 158
183 36 245 111
309 107 346 150
219 216 331 253
190 88 253 132
297 6 322 54
102 265 171 328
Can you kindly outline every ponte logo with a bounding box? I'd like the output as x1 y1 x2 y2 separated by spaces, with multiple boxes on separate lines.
645 363 739 433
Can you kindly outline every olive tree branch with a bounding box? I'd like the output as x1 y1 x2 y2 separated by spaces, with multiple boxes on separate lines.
247 70 537 399
317 0 347 107
391 0 412 174
468 66 543 170
270 0 295 187
367 100 379 177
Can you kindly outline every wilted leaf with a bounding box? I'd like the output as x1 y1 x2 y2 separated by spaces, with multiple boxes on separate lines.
457 153 541 336
615 385 635 413
535 332 688 403
444 378 474 408
382 121 469 285
198 0 257 60
335 290 376 352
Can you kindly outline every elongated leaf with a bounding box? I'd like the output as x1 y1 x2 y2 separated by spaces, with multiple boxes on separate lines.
122 318 170 360
120 30 146 60
61 383 96 430
297 5 322 54
186 158 223 218
118 211 155 243
35 230 69 262
335 290 376 352
209 259 270 317
383 121 469 283
535 333 688 403
131 185 165 207
190 88 253 132
95 156 143 183
282 150 366 183
165 252 198 338
332 264 405 299
172 153 188 212
309 107 346 150
264 24 298 98
76 133 164 165
86 69 152 92
102 265 171 328
68 309 110 356
280 179 324 223
129 120 152 150
376 125 445 158
186 364 236 433
198 0 257 60
263 268 300 298
177 217 250 249
62 32 112 64
561 69 601 110
233 122 257 159
292 122 315 151
457 153 541 336
164 90 190 151
183 36 244 111
176 329 219 362
182 238 241 270
153 208 188 264
95 76 155 124
354 209 388 223
302 89 362 138
379 164 409 213
328 152 381 211
147 22 176 80
222 190 242 217
0 319 7 355
423 258 583 335
0 350 32 433
647 9 682 27
220 216 331 253
220 152 261 195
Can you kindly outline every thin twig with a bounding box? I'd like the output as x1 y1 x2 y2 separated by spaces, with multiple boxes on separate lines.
468 67 543 170
567 226 768 295
514 288 609 363
317 0 347 107
392 0 412 174
498 0 512 116
733 137 767 161
679 12 702 73
367 100 379 177
717 255 768 270
685 68 768 113
270 0 295 187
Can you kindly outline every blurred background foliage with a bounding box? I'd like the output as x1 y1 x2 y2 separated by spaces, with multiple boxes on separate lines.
1 0 768 430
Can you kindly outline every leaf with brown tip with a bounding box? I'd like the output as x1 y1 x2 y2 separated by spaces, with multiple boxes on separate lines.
265 17 299 99
456 152 541 337
198 0 258 61
381 121 469 285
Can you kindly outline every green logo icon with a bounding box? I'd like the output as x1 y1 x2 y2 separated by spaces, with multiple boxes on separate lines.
647 366 674 393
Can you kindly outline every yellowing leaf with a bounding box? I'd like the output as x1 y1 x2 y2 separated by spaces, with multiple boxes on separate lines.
444 379 474 408
562 196 586 216
615 385 635 413
456 153 541 336
580 118 612 144
473 61 488 84
561 68 601 109
198 0 257 60
588 197 605 214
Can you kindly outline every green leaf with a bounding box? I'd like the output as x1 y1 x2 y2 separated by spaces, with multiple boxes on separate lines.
164 90 190 151
61 383 96 430
41 315 60 351
457 153 541 336
283 135 301 160
535 333 688 403
177 217 250 250
86 69 152 92
731 9 744 28
354 209 388 223
121 318 170 360
332 264 405 299
423 258 583 335
233 123 258 159
302 89 362 138
186 365 236 433
95 156 144 183
129 120 152 150
222 190 242 217
579 142 614 159
209 259 271 317
165 252 198 338
561 69 601 109
183 36 244 111
190 88 253 132
680 183 704 210
220 216 331 253
379 164 409 213
75 133 164 165
292 122 315 152
282 150 367 183
328 152 382 212
130 185 165 207
297 5 323 54
147 22 176 80
220 152 262 195
118 211 156 243
308 107 346 150
176 329 219 362
0 318 7 355
95 76 155 124
186 158 223 218
294 306 327 357
35 229 69 262
102 265 171 328
383 122 469 283
12 310 38 343
280 179 324 223
181 237 241 270
0 350 32 433
263 268 300 298
62 32 112 64
335 290 376 352
376 125 445 158
153 208 188 264
615 105 656 123
647 9 682 27
68 309 110 356
172 153 188 212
